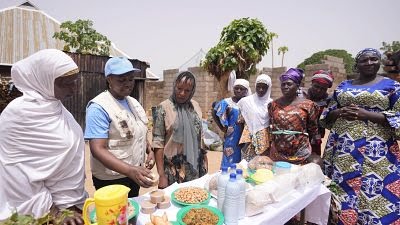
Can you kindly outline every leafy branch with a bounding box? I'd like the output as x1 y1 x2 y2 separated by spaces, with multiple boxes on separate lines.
53 19 111 56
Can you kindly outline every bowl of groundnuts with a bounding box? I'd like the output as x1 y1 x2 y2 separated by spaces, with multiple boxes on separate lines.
171 186 211 206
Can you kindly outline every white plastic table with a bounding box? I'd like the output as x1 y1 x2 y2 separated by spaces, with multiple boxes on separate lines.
133 174 331 225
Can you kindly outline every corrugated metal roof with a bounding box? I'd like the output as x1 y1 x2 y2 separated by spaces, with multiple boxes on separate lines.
0 5 129 64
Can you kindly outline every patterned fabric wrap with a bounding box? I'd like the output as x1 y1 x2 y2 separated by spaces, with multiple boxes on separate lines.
268 99 319 164
312 70 334 88
279 68 304 86
320 77 400 224
214 98 243 167
163 153 207 185
239 125 270 162
355 48 382 62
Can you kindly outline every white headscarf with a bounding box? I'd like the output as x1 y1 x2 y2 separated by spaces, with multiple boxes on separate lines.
233 78 252 96
238 74 272 134
0 49 87 219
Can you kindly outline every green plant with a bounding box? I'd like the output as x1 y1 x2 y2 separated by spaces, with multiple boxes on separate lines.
2 209 74 225
297 49 354 74
53 19 111 56
202 18 272 80
202 17 272 98
380 41 400 53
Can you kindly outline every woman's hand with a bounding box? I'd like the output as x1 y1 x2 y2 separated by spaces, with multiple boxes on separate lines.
158 174 168 189
339 104 368 121
145 151 155 169
127 166 153 188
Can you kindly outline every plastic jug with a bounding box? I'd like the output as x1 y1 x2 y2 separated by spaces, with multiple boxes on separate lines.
83 185 130 225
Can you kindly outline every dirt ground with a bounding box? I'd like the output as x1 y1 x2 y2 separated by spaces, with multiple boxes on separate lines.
84 132 329 197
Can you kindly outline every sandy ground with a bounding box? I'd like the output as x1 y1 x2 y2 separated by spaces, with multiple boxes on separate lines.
84 132 329 197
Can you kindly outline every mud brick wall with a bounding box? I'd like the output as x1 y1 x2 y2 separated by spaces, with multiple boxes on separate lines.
144 55 347 123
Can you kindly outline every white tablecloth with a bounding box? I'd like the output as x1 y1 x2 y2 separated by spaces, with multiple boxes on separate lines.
134 174 331 225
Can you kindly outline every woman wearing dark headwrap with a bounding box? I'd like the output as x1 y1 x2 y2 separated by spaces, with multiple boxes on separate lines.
321 48 400 224
268 68 320 164
152 71 207 189
302 70 335 156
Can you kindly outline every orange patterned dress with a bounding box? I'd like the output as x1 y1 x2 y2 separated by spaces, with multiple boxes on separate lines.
268 99 319 164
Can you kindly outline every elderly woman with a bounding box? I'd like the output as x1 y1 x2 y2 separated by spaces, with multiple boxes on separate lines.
152 71 207 189
85 57 154 197
238 74 273 161
213 79 251 168
321 48 400 224
0 49 87 224
268 68 320 165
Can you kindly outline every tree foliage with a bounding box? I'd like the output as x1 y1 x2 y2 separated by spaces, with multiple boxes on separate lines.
278 46 289 67
53 19 111 56
380 41 400 53
297 49 354 74
202 18 272 80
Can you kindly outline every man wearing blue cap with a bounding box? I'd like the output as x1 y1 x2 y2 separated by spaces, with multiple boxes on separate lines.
84 57 155 197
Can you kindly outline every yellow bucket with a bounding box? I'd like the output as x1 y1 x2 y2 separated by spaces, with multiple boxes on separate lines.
83 185 130 225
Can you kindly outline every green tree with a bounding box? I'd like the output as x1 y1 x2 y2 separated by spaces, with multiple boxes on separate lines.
53 19 111 56
297 49 354 74
380 41 400 53
278 46 289 67
269 32 278 68
202 18 272 98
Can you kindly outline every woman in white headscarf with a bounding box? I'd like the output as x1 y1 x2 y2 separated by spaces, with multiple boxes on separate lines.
238 74 272 161
212 79 251 168
0 49 87 224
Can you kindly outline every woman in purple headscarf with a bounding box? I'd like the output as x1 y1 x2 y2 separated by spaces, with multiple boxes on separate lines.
268 68 320 165
321 48 400 224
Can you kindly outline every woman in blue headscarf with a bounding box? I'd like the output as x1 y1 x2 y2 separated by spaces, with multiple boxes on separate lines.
321 48 400 224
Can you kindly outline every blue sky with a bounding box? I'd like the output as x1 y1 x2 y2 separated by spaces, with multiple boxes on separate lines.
1 0 399 78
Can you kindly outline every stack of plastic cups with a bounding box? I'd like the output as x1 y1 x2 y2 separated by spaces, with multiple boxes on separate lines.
274 161 292 175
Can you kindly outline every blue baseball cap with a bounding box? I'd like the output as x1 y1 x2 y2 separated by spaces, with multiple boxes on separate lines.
104 57 141 77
